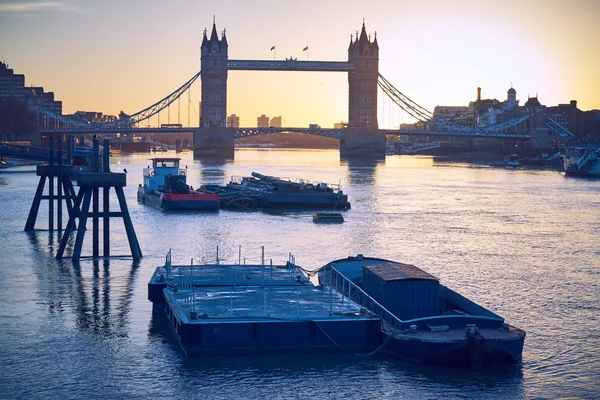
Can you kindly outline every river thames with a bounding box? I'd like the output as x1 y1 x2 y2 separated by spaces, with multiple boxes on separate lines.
0 149 598 399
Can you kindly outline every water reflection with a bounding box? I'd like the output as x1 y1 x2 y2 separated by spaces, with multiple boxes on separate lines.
169 349 524 400
26 231 62 255
194 158 229 186
32 254 140 339
341 157 384 185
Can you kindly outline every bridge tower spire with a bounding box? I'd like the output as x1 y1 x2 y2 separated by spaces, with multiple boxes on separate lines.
347 21 378 130
200 20 228 129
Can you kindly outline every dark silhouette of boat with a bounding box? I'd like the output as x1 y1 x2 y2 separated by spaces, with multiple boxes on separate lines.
203 172 351 211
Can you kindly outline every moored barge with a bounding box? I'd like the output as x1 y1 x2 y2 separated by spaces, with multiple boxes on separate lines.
148 250 380 356
137 158 219 211
202 172 351 211
319 255 526 368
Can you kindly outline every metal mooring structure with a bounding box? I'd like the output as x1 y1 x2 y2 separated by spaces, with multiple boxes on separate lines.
55 138 142 261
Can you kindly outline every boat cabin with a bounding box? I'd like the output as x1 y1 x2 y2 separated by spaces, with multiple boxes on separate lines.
362 262 440 320
142 157 186 192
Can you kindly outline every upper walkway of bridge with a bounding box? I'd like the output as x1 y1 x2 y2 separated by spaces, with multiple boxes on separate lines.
227 59 354 72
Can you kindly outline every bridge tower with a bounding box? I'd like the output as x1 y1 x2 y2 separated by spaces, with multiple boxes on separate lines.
348 22 379 130
342 22 386 158
195 21 234 158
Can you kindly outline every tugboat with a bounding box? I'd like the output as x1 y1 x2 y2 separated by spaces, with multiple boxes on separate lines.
137 158 219 211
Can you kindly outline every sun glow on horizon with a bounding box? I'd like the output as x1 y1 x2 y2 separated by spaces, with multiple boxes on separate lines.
1 0 598 128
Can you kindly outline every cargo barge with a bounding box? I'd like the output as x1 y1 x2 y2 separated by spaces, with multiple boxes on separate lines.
202 172 351 211
148 250 380 356
148 250 524 368
319 255 526 368
137 158 219 211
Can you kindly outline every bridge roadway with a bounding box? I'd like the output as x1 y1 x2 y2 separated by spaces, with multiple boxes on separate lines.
38 126 530 140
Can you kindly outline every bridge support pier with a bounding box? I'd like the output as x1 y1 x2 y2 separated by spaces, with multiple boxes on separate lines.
56 138 142 261
340 128 386 159
193 128 235 159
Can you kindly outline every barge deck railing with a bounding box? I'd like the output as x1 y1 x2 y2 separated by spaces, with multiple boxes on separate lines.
159 249 374 320
319 266 404 329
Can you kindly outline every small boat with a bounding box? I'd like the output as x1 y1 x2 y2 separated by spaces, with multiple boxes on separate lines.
313 212 344 223
563 147 600 177
318 255 526 369
137 157 219 211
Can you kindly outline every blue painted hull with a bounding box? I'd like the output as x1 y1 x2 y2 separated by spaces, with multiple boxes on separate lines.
319 256 526 368
381 325 525 366
148 261 381 357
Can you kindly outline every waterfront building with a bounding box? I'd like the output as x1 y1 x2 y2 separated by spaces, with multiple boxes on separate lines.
226 114 240 128
0 61 63 141
64 111 117 125
426 85 600 151
270 116 282 128
257 114 269 128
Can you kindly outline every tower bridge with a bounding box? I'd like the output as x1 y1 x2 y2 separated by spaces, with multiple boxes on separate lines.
196 20 381 158
34 20 541 159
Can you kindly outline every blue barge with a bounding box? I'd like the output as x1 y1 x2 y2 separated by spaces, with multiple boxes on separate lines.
319 255 526 368
148 251 381 356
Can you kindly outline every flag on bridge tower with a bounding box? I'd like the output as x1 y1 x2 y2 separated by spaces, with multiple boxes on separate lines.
303 46 308 51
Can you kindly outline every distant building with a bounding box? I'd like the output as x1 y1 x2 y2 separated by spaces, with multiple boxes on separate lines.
270 116 282 128
227 114 240 128
0 62 63 114
257 114 269 128
431 84 600 150
0 61 63 138
64 111 117 124
334 121 348 129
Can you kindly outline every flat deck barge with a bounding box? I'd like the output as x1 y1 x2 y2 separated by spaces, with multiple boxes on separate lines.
148 253 380 356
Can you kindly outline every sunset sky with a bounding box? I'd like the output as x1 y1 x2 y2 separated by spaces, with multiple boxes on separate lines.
1 0 599 128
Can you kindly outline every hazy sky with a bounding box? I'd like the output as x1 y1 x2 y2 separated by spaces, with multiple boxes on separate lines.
1 0 599 128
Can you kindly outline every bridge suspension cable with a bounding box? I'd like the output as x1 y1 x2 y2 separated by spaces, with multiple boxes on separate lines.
116 70 201 128
38 71 201 130
377 73 433 122
378 73 472 133
378 73 531 135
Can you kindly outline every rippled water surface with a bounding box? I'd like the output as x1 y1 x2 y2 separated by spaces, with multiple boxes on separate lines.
0 149 599 399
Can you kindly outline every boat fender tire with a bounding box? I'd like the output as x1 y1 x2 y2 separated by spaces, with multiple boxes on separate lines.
150 171 155 177
179 171 185 176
